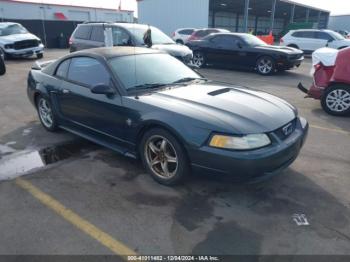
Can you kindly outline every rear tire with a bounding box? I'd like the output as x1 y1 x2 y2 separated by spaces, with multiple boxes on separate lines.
256 56 275 75
140 128 189 186
321 85 350 116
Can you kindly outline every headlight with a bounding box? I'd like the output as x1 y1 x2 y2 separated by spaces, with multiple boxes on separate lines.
209 134 271 150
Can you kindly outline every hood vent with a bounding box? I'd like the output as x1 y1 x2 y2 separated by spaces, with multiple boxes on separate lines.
208 88 232 96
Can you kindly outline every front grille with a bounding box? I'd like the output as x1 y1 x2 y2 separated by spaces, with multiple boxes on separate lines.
274 118 297 141
14 40 39 50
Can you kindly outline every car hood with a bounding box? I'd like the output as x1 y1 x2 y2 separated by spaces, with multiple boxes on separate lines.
337 39 350 46
0 33 39 44
152 44 193 57
142 83 297 134
255 45 303 55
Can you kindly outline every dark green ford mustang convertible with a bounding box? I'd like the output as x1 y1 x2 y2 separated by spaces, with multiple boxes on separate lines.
27 47 308 186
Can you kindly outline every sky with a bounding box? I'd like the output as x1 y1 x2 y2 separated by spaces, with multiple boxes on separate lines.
16 0 350 15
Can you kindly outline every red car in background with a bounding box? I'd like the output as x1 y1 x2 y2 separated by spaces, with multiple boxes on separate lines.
298 47 350 116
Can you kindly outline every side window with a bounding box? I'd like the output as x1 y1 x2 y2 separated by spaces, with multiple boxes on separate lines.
74 25 92 40
55 59 70 79
90 26 104 42
315 32 334 41
179 29 194 35
195 30 206 37
67 57 110 87
112 27 132 46
292 31 315 38
211 35 236 48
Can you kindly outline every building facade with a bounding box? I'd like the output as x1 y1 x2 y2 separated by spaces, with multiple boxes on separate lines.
0 0 134 47
138 0 330 37
329 15 350 32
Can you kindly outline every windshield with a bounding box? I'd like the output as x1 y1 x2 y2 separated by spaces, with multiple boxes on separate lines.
0 24 28 36
329 31 345 40
130 26 175 45
240 34 267 47
109 54 201 91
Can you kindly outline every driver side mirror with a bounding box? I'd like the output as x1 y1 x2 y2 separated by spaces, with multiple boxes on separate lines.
326 38 334 47
237 41 243 49
91 84 115 96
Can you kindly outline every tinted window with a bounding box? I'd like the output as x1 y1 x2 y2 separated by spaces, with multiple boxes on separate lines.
315 32 333 41
112 27 132 46
67 57 110 87
55 59 70 78
211 35 237 48
194 30 207 37
292 31 315 38
179 29 194 35
126 26 174 45
74 25 92 40
90 26 104 42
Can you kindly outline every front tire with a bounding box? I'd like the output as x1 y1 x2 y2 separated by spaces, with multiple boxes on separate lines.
0 58 5 76
256 56 275 75
321 85 350 116
37 53 44 59
36 95 59 131
140 128 189 186
192 51 206 68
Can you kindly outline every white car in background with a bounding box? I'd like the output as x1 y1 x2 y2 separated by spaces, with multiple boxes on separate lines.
0 22 44 59
280 29 350 53
172 28 196 44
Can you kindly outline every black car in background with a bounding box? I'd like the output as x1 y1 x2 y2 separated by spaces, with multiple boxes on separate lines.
187 33 304 75
0 49 5 75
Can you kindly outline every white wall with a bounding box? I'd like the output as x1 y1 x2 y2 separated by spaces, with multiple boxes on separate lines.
0 1 133 22
138 0 209 36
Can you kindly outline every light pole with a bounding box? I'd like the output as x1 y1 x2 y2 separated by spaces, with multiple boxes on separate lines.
39 6 47 47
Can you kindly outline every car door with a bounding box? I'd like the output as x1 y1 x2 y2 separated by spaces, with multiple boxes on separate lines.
291 31 314 52
111 27 133 46
72 25 92 51
54 56 127 144
315 32 335 49
205 35 238 66
88 25 106 48
312 31 332 50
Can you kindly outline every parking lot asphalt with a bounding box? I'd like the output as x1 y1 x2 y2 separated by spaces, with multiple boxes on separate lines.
0 49 349 256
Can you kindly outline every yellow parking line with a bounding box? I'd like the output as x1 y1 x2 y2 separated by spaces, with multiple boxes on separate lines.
310 125 350 135
15 178 136 257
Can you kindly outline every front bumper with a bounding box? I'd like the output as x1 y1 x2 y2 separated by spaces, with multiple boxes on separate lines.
277 56 304 70
298 82 323 100
4 44 44 57
175 53 193 65
189 117 309 182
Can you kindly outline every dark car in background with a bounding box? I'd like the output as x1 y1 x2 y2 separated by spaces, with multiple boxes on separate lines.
69 22 193 64
187 33 304 75
27 47 308 186
187 28 230 42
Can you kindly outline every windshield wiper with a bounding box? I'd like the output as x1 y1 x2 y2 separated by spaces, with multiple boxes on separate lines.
172 77 208 84
128 83 167 92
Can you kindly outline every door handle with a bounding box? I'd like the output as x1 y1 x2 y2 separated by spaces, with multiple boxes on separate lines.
62 89 70 94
